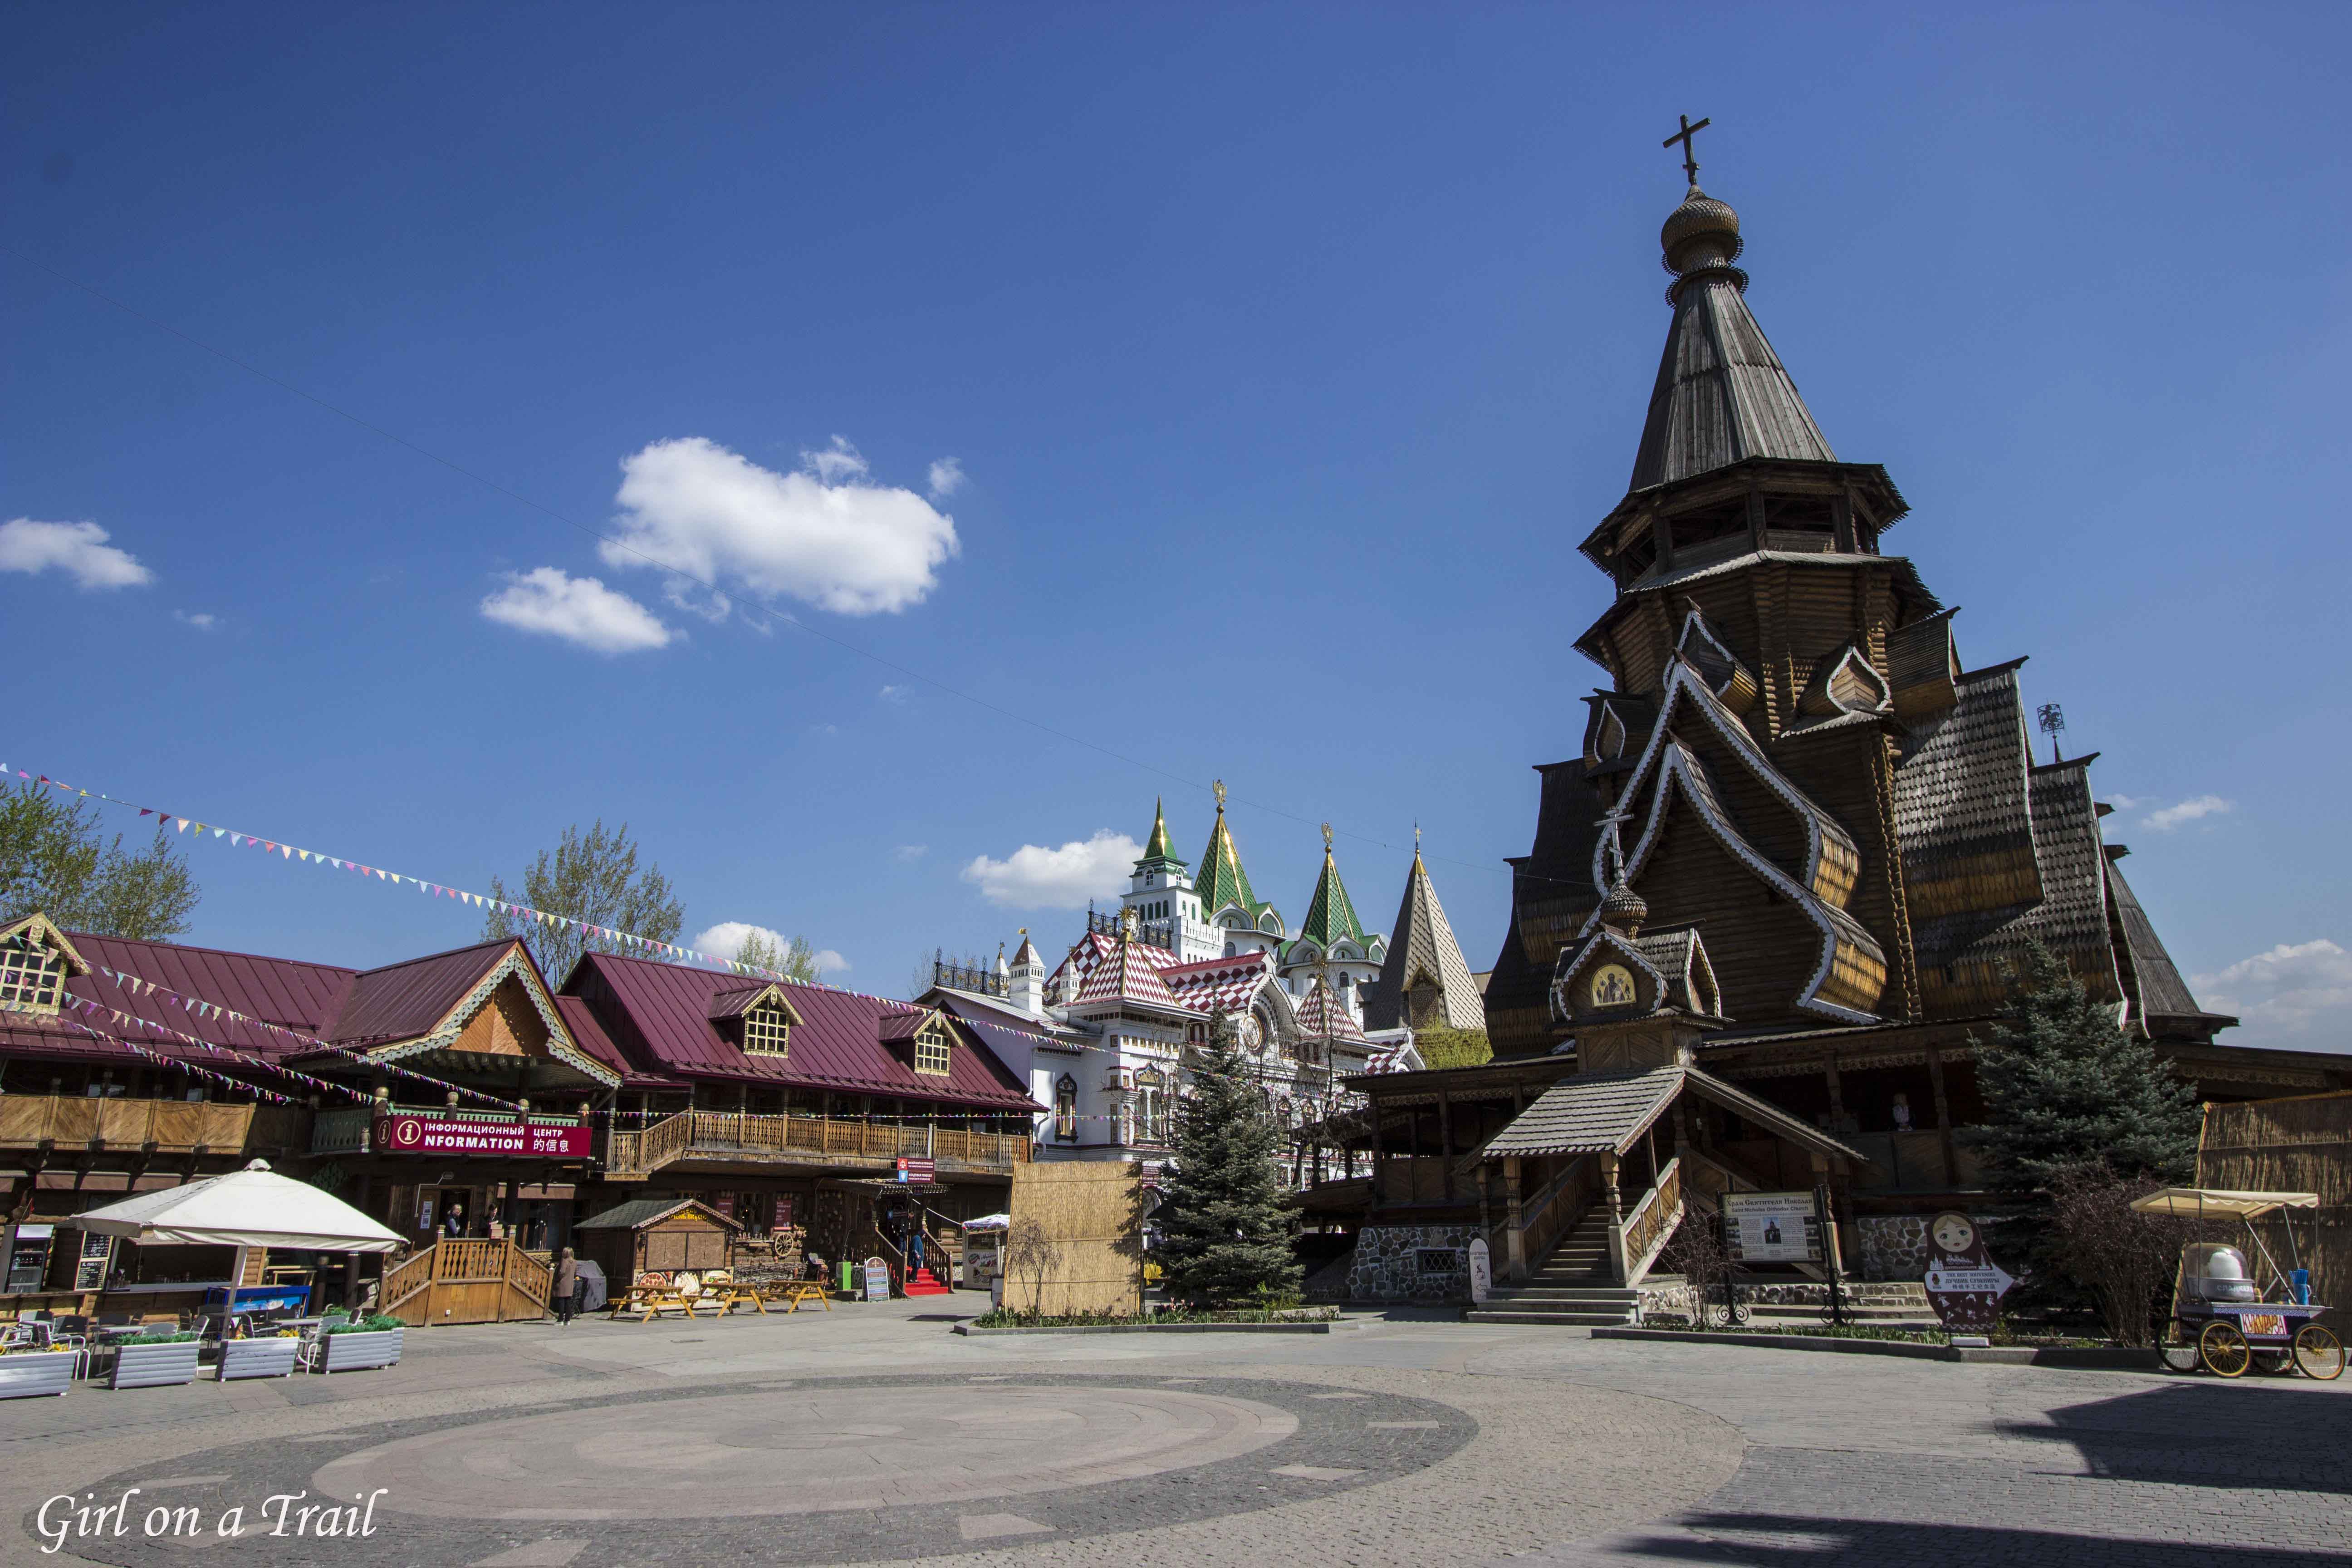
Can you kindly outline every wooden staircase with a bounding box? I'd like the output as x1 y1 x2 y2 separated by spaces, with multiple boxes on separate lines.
1468 1209 1642 1326
902 1267 952 1297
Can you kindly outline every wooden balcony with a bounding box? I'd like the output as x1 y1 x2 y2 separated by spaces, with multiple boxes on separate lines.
0 1094 308 1157
604 1110 1031 1180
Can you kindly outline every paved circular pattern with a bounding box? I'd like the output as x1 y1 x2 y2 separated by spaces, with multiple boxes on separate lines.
48 1374 1475 1566
314 1383 1300 1519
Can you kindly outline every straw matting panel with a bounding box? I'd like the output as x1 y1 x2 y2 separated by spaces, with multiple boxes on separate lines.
1006 1161 1146 1317
2199 1092 2352 1329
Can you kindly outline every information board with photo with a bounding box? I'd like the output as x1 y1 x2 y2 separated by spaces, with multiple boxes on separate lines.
1720 1191 1823 1264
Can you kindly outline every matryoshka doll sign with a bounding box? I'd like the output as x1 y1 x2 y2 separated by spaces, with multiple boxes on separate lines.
1921 1211 2014 1332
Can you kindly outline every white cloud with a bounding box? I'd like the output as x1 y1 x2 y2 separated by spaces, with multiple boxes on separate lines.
2142 795 2232 832
0 518 152 589
607 436 959 617
2193 940 2352 1053
480 567 674 654
804 436 868 485
879 684 911 705
927 457 965 499
692 921 848 974
174 610 218 631
961 830 1142 910
893 844 928 863
2102 794 2143 811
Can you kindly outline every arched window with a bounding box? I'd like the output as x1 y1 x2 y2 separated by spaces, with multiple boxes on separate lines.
1054 1074 1078 1141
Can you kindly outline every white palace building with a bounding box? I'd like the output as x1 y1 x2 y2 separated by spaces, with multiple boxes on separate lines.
921 789 1490 1178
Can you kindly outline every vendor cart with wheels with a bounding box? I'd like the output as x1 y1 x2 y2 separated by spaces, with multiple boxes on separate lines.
2130 1187 2342 1380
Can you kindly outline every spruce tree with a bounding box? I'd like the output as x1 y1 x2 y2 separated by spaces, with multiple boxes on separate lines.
1972 941 2200 1319
1152 1007 1301 1309
1973 941 2201 1193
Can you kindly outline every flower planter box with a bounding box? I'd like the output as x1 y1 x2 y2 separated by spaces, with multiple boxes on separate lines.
217 1336 300 1382
110 1340 201 1389
318 1328 402 1373
0 1352 77 1399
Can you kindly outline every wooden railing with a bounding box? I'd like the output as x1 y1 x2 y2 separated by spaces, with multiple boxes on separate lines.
1507 1154 1598 1280
1616 1156 1682 1286
380 1248 435 1312
604 1110 1033 1178
0 1094 306 1154
381 1239 550 1324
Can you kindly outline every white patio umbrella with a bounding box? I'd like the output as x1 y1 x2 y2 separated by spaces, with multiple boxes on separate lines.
60 1158 403 1306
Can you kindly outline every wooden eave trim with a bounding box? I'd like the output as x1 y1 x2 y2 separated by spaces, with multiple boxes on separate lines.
0 913 93 979
373 944 622 1089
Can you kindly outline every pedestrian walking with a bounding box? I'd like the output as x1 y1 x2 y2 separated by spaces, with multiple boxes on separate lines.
554 1246 581 1326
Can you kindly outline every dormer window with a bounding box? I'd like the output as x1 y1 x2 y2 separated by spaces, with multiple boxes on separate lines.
0 915 84 1019
914 1020 952 1076
0 931 66 1014
709 981 804 1058
742 1003 790 1057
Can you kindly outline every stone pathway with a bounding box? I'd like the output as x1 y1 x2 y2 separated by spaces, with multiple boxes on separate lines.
4 1300 2346 1567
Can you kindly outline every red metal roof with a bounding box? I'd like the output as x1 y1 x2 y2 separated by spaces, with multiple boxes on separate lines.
555 996 683 1090
0 931 361 1071
327 940 517 1047
564 954 1040 1112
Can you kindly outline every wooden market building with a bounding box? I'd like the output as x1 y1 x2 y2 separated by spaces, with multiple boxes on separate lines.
0 910 1046 1323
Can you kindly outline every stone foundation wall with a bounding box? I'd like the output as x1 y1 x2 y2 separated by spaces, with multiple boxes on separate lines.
1347 1225 1479 1303
1858 1214 1991 1283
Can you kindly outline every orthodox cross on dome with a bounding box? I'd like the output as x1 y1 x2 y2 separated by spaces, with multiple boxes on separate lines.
1596 803 1637 886
1663 113 1711 187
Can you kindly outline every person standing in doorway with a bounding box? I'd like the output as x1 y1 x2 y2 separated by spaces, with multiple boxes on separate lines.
553 1247 580 1326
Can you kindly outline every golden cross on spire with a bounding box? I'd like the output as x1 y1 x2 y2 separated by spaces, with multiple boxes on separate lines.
1663 113 1711 187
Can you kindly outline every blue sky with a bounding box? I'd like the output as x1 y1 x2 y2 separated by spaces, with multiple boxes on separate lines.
5 3 2347 1049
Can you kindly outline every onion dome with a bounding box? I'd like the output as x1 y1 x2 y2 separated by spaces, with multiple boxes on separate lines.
1661 185 1744 284
1598 877 1648 936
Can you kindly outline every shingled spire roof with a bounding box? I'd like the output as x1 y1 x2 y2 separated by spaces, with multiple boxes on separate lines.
1137 797 1184 869
1295 833 1367 950
1629 183 1835 492
1196 787 1272 924
1362 845 1486 1033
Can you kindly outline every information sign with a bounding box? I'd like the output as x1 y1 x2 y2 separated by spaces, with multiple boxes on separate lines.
375 1112 591 1159
1921 1211 2013 1332
1467 1237 1493 1304
896 1156 936 1184
1721 1191 1823 1264
861 1256 892 1303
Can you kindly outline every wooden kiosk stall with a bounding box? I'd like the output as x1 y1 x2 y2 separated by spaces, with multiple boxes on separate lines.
576 1198 744 1317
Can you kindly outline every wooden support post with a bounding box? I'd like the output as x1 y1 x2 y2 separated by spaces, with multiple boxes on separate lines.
1504 1156 1526 1281
1925 1044 1958 1186
1602 1151 1627 1284
1436 1087 1453 1201
1823 1053 1846 1131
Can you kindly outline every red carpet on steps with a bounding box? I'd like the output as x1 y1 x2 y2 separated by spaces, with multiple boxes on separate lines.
903 1269 951 1297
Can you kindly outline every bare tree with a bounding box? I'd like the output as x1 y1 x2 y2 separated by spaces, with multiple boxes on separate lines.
1664 1196 1734 1328
1003 1216 1062 1319
2046 1163 2193 1347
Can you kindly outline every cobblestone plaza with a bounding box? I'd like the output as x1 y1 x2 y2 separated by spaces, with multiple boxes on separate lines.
5 1302 2347 1568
